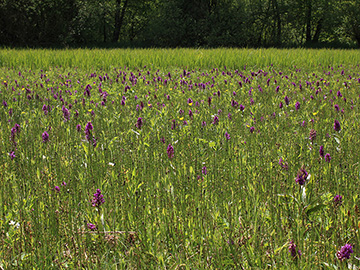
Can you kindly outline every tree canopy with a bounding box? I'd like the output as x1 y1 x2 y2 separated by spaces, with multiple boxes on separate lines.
0 0 359 48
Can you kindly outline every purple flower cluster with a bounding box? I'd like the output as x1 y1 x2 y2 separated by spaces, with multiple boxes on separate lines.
333 195 342 206
334 119 341 132
325 153 331 162
62 105 70 122
309 129 316 142
85 121 93 141
136 117 143 129
295 167 308 185
289 241 301 259
167 144 174 159
42 131 49 143
9 151 15 160
10 123 21 145
213 115 219 125
202 166 207 175
91 189 105 207
87 223 97 231
337 244 353 261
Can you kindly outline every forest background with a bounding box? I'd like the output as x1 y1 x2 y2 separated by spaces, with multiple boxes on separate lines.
1 0 360 49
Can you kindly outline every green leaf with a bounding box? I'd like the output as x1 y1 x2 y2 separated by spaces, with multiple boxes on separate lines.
82 143 88 155
306 204 326 216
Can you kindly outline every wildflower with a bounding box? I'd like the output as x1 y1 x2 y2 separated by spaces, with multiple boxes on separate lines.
213 115 219 125
334 119 341 132
85 122 93 140
84 84 91 97
319 145 325 158
189 109 193 118
76 124 81 132
289 241 301 259
284 96 290 105
228 113 232 120
42 131 49 143
54 186 60 192
325 153 331 162
62 105 70 121
91 189 105 207
295 101 300 111
225 132 230 140
296 167 308 185
202 121 206 127
309 129 316 141
250 126 255 133
334 104 340 111
337 244 353 261
279 102 283 109
167 144 174 159
87 223 97 231
239 104 245 111
333 195 342 206
9 151 15 160
14 123 20 133
202 166 207 175
136 117 143 129
42 104 48 114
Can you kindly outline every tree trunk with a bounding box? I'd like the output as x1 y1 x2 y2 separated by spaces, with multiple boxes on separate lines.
112 0 129 43
272 0 281 46
312 18 323 43
305 0 312 43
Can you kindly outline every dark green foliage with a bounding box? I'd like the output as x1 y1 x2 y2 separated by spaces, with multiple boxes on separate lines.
0 0 359 48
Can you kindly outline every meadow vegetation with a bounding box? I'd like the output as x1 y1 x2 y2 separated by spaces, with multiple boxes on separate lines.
0 48 359 268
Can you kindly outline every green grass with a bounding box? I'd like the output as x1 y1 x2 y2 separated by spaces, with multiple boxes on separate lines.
0 49 359 268
1 48 360 70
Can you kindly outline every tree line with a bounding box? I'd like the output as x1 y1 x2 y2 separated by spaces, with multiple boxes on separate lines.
0 0 359 48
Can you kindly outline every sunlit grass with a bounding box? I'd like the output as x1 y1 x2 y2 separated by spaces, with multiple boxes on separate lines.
1 48 360 70
0 49 359 268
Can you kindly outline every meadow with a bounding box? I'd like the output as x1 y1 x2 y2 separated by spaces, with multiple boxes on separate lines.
0 48 359 269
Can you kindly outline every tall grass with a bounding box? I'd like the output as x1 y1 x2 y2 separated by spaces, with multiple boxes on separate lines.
0 48 359 70
0 49 359 268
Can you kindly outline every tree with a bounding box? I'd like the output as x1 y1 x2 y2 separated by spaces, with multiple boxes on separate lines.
112 0 129 43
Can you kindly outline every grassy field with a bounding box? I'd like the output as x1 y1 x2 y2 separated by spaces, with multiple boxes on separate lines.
0 48 359 269
1 48 360 70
